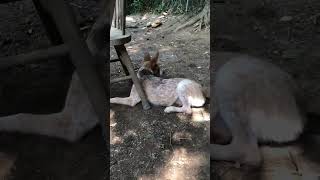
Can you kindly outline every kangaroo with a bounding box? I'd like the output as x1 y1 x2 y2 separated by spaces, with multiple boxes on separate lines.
110 50 206 114
0 72 99 142
210 52 307 167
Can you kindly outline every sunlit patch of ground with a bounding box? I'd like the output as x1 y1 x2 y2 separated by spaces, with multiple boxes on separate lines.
110 13 209 179
138 148 208 180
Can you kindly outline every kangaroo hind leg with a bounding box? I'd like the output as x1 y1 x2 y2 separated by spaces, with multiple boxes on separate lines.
210 110 261 167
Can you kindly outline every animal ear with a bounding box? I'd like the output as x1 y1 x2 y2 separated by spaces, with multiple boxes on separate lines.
144 52 151 62
151 50 159 63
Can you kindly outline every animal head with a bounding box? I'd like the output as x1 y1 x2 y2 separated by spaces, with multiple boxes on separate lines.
137 50 162 78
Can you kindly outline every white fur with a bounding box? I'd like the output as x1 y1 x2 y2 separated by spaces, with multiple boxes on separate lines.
111 76 206 114
0 73 99 142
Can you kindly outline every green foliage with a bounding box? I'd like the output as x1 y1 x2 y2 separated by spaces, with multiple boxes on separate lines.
127 0 206 15
129 0 146 14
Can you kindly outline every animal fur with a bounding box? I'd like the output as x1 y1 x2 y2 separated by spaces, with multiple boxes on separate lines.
0 73 99 142
210 52 306 166
110 50 206 114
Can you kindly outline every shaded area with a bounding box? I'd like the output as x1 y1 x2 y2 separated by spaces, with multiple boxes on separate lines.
0 127 106 180
0 1 107 179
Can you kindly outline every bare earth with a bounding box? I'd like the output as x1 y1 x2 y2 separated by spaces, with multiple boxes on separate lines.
110 14 210 179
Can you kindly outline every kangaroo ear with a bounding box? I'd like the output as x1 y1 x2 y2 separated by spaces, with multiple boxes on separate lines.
144 52 151 62
152 50 159 63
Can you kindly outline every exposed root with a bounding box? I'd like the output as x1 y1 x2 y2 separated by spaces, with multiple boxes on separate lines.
174 2 210 32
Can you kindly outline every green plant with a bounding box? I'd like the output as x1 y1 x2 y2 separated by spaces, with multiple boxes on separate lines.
127 0 206 15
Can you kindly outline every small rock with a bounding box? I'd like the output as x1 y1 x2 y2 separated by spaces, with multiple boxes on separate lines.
25 17 31 24
272 50 279 54
151 19 162 28
253 25 259 31
27 29 33 35
279 16 293 22
234 162 241 168
158 15 165 19
89 17 94 22
146 22 152 27
142 14 148 20
126 16 136 23
162 12 168 16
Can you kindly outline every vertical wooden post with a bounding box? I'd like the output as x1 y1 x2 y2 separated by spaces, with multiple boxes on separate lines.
122 0 126 35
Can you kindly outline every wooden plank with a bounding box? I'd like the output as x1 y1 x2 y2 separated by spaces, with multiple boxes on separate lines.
110 27 131 46
110 75 131 83
121 0 125 35
114 44 150 110
33 0 75 81
110 58 120 62
0 44 69 69
0 0 22 4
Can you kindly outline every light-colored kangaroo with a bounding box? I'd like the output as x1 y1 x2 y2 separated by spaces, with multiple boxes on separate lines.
110 50 206 114
0 72 99 142
210 52 306 167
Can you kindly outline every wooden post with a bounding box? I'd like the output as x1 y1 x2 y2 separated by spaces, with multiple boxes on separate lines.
37 0 108 144
0 44 69 69
114 45 151 110
122 0 126 35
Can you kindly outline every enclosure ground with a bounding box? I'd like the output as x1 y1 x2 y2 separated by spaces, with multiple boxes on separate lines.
110 14 210 179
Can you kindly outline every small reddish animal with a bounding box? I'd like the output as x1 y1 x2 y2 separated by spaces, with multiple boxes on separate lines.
110 50 206 114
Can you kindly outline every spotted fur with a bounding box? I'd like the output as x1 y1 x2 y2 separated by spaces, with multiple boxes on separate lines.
110 50 206 114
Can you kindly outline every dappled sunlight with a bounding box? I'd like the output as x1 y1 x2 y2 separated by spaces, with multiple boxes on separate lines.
172 131 192 142
126 16 137 23
110 109 138 145
126 45 141 54
176 113 188 122
110 109 124 145
175 107 210 125
138 148 208 180
191 108 210 122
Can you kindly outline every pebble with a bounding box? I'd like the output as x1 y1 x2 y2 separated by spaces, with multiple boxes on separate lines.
280 16 293 22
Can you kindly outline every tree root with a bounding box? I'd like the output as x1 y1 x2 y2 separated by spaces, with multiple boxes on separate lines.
174 2 210 32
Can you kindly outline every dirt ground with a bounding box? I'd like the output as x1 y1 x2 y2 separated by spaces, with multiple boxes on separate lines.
110 14 210 179
212 0 320 179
